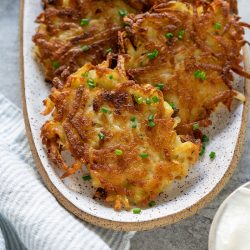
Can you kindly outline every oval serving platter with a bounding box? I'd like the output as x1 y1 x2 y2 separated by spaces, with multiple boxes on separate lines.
20 0 250 231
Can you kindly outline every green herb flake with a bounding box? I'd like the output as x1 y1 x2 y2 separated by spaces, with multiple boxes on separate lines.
133 208 141 214
193 123 200 131
148 121 156 127
81 72 89 78
165 33 174 39
130 116 136 122
202 134 209 143
80 18 89 26
147 49 159 60
52 61 60 70
194 70 206 81
131 123 137 129
156 83 164 91
100 107 109 114
108 74 113 80
106 48 112 53
199 144 206 157
139 153 149 159
148 114 154 121
152 96 159 103
135 96 144 104
169 102 176 110
178 29 185 40
87 78 96 88
82 175 91 181
146 98 152 105
214 22 222 30
209 151 216 160
115 149 123 156
118 9 128 17
82 45 90 52
98 132 105 140
149 201 156 207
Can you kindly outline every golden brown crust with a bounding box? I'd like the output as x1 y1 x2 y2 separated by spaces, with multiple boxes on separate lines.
41 61 200 210
119 0 248 127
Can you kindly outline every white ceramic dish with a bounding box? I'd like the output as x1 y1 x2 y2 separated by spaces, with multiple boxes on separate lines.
20 0 250 231
209 182 250 250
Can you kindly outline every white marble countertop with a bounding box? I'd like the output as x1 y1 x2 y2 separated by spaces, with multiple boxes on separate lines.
1 0 250 249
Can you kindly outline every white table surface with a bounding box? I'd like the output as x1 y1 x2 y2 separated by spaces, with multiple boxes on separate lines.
0 0 249 249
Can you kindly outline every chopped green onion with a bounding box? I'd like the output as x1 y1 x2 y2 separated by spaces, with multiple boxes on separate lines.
148 114 154 121
81 72 89 78
202 134 209 143
139 153 149 159
100 107 109 113
193 123 199 130
156 83 164 91
148 121 156 127
135 96 144 104
106 48 112 53
52 61 60 70
209 151 216 159
147 49 159 60
214 22 222 30
199 144 206 156
130 116 136 122
178 29 185 40
108 74 113 80
152 96 159 103
82 175 91 181
194 70 206 81
169 102 176 110
98 132 105 140
133 208 141 214
165 33 174 39
149 201 156 207
87 78 96 88
80 18 89 26
115 149 123 156
118 9 128 17
132 124 137 129
82 45 90 52
146 98 151 105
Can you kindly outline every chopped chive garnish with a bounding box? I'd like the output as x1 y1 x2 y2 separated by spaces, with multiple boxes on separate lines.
130 116 136 122
82 45 90 52
106 48 112 53
115 149 123 156
148 114 154 121
52 61 60 70
118 9 128 17
135 96 144 104
147 49 159 60
98 132 105 140
152 96 159 103
156 83 164 91
108 74 113 79
133 208 141 214
87 78 96 88
214 22 222 30
169 102 176 110
165 33 174 39
80 18 89 26
81 72 89 78
209 151 216 159
199 144 206 156
202 134 209 143
148 121 156 127
194 70 206 81
178 29 185 40
139 153 149 159
193 123 199 130
132 123 137 129
100 107 109 113
82 175 91 181
146 98 151 105
149 201 156 207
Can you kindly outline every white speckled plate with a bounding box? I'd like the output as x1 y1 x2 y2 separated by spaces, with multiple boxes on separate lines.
20 0 250 231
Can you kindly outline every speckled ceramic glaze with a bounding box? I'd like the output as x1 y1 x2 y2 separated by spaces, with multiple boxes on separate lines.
20 0 250 231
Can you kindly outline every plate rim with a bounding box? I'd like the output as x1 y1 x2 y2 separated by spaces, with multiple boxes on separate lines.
19 0 250 231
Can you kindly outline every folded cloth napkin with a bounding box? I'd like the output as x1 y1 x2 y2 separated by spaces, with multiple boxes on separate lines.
0 93 135 250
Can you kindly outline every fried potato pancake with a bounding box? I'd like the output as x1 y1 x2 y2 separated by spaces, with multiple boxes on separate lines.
33 0 139 85
119 0 248 131
41 59 200 210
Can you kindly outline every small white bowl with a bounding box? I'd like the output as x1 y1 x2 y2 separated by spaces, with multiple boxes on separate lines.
209 182 250 250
